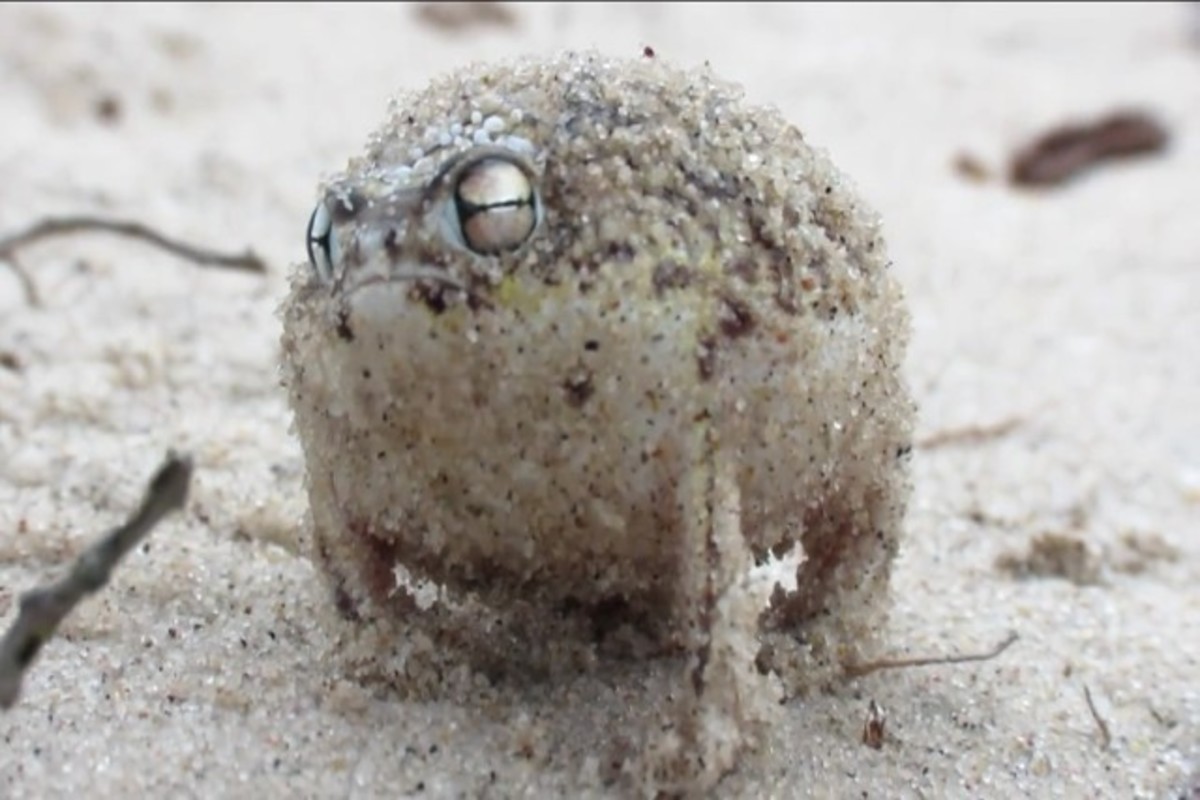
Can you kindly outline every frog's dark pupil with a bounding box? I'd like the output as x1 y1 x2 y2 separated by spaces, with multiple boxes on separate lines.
306 205 332 271
454 193 531 224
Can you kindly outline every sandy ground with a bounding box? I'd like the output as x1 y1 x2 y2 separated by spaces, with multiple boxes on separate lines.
1 3 1197 798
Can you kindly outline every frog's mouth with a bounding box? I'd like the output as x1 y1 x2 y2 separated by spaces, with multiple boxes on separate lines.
342 262 466 298
338 257 484 327
314 185 478 304
323 203 467 301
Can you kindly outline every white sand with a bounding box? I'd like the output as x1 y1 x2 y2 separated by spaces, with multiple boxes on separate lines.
1 3 1197 797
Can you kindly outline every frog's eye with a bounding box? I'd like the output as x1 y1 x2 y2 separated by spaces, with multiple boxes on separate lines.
451 156 539 255
306 200 336 281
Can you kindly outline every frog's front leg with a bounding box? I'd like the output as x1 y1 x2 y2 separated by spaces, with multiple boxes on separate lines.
307 469 418 625
651 422 798 791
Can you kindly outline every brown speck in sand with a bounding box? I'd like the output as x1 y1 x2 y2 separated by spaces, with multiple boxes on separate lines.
862 700 887 749
414 2 516 33
1111 530 1181 575
1009 110 1169 187
953 151 990 182
996 532 1102 586
154 29 204 60
93 93 122 124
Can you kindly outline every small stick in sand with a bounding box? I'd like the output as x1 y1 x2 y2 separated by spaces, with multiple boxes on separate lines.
0 215 267 306
952 152 991 183
0 256 42 307
861 700 886 749
1083 684 1113 750
0 452 193 710
845 631 1019 679
916 415 1026 451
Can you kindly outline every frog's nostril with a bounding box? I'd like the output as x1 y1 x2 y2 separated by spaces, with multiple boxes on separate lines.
383 228 399 254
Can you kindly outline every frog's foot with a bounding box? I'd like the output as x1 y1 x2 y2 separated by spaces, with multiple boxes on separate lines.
306 471 420 626
314 514 420 625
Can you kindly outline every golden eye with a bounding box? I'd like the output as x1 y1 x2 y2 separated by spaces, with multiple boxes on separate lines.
452 157 539 255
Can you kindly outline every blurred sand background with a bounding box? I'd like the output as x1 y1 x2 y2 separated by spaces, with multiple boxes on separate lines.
0 3 1197 797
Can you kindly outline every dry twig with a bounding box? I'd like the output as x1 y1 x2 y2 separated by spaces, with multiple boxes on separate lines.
1083 684 1113 749
916 415 1025 451
1 257 41 306
845 631 1018 679
0 453 193 710
0 215 267 306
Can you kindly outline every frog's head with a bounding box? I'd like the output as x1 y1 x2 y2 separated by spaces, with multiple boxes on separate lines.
296 50 779 320
304 140 546 310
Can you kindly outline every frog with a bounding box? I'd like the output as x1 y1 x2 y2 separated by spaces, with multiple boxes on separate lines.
279 49 914 789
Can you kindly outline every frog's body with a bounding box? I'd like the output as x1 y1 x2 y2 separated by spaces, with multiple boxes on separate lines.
281 50 912 785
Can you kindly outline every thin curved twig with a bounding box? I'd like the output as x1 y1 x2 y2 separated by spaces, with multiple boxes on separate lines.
0 215 267 305
845 631 1019 679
